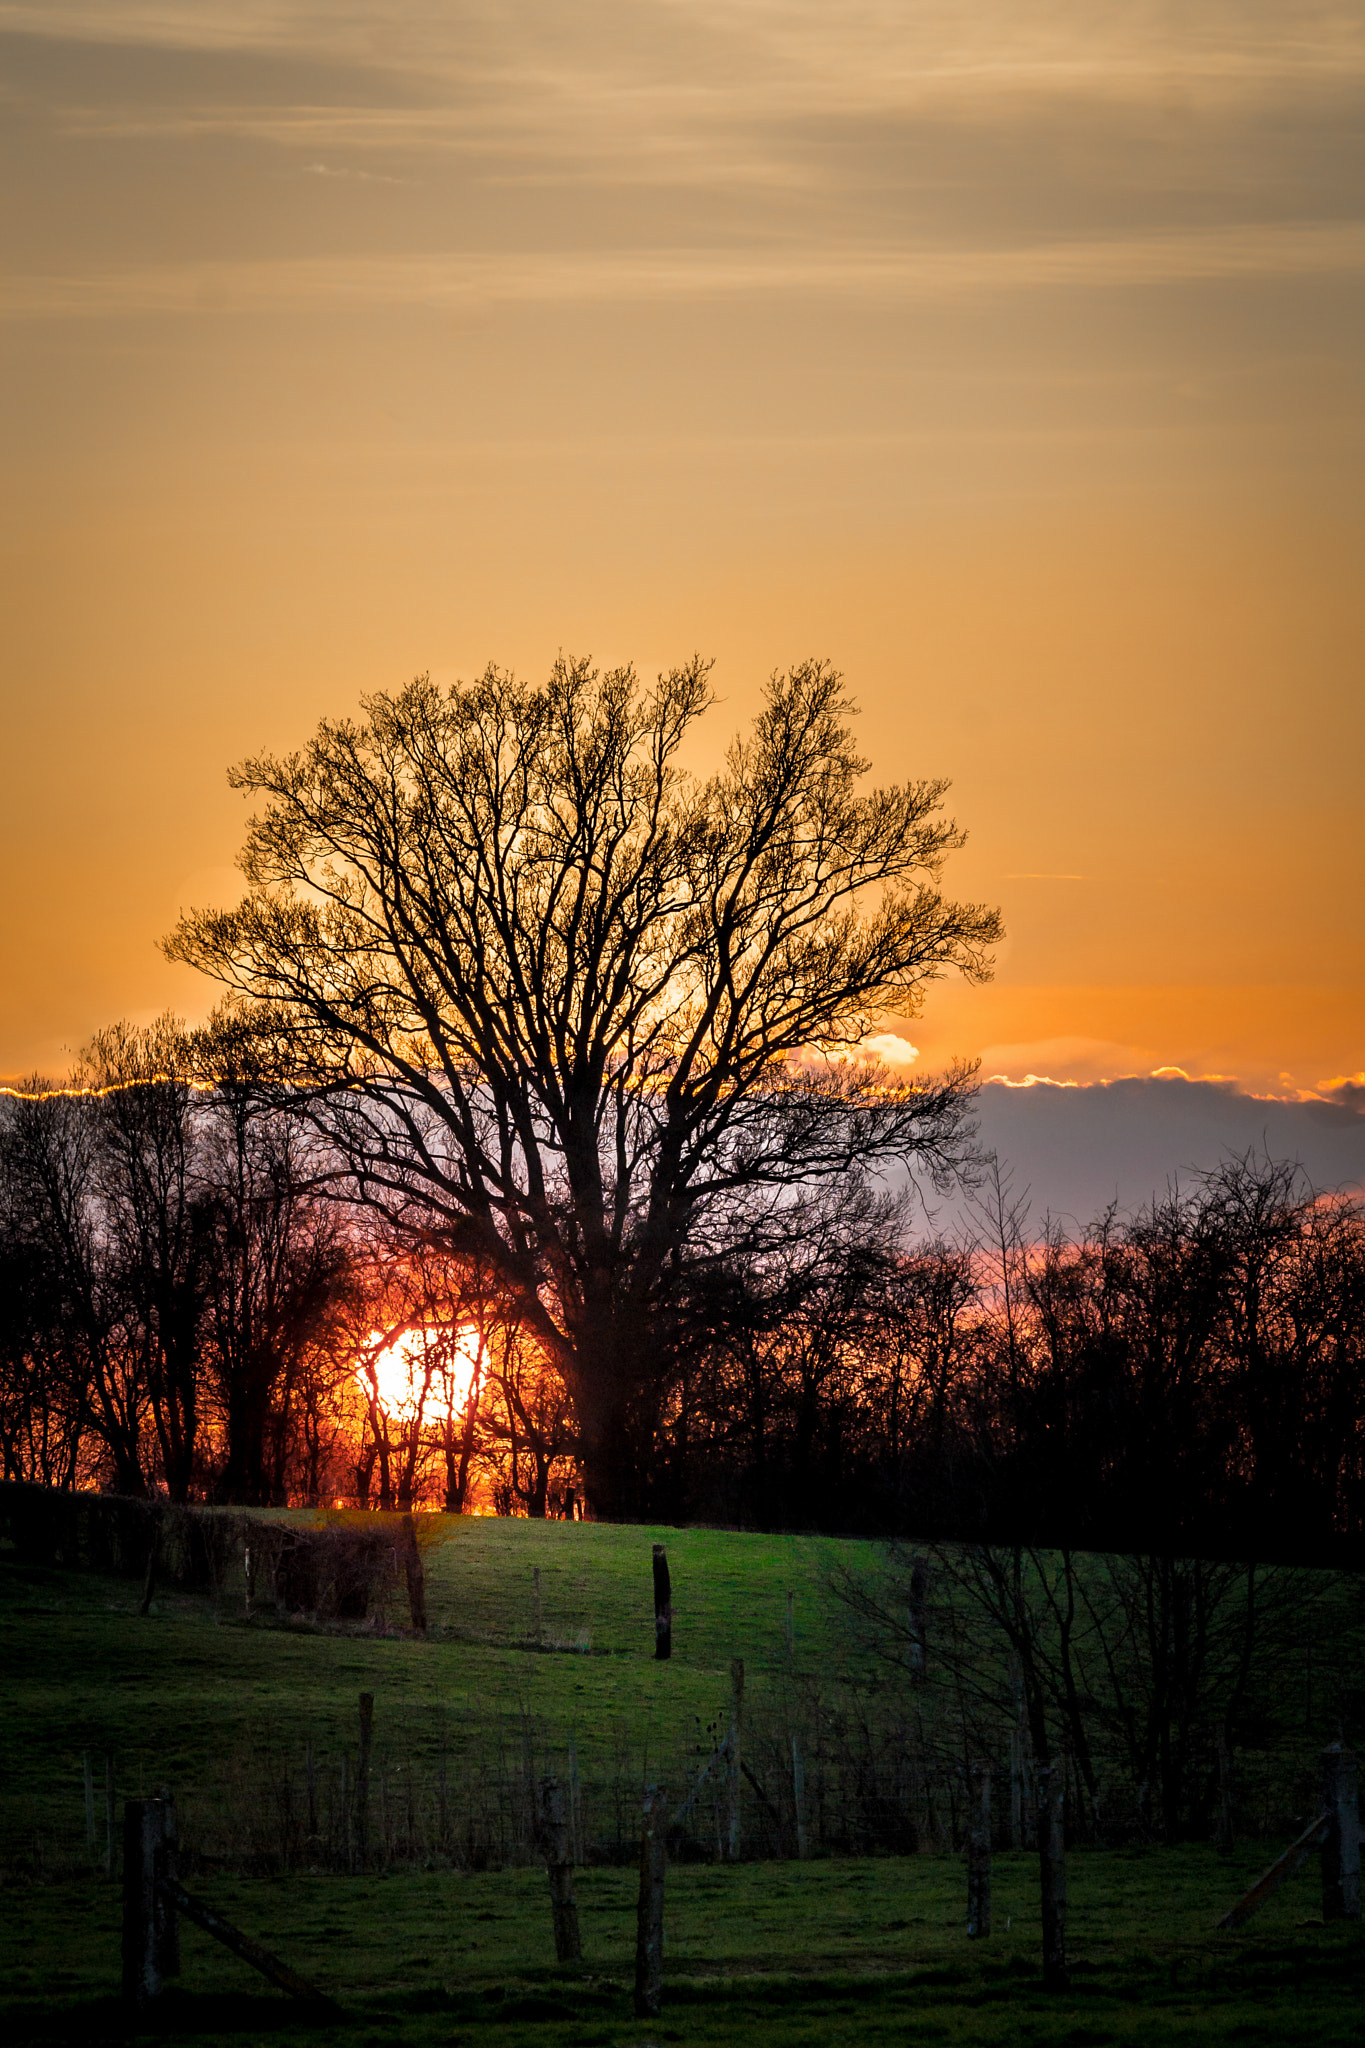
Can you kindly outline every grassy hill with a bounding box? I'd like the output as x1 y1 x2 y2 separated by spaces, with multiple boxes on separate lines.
2 1512 1363 2045
1 1515 887 1877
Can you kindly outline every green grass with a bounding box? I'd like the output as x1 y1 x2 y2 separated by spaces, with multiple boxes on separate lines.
3 1849 1362 2045
418 1515 874 1669
3 1515 1363 2042
0 1518 878 1875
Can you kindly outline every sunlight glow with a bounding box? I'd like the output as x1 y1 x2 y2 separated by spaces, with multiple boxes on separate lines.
363 1325 482 1419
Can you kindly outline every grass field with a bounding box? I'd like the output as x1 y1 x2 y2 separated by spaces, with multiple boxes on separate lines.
1 1517 883 1875
3 1514 1363 2043
4 1845 1363 2045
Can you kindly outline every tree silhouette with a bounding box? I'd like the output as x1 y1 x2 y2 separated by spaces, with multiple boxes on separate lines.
167 656 1001 1515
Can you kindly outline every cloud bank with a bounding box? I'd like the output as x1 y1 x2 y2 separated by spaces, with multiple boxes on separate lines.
951 1072 1365 1233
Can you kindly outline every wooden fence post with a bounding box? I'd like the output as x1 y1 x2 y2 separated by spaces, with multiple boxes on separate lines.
634 1787 667 2019
104 1753 116 1878
138 1523 159 1618
305 1740 318 1846
1321 1744 1361 1922
121 1799 169 2009
1038 1763 1068 1991
539 1776 583 1961
1215 1727 1236 1855
1217 1810 1330 1929
726 1659 744 1862
1008 1726 1024 1851
791 1733 808 1860
907 1556 927 1681
967 1765 992 1938
83 1751 97 1867
401 1515 427 1634
154 1787 180 1979
354 1691 374 1872
652 1545 672 1661
160 1874 339 2011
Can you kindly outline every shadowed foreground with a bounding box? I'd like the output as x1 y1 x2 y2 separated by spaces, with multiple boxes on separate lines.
3 1851 1364 2047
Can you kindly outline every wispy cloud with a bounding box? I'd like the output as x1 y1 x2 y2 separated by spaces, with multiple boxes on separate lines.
14 1 1365 197
8 1 1364 91
7 220 1364 322
301 161 410 184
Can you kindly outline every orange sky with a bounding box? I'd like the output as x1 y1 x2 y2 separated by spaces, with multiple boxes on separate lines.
2 3 1362 1095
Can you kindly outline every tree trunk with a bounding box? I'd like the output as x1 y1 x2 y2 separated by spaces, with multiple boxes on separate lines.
568 1300 659 1521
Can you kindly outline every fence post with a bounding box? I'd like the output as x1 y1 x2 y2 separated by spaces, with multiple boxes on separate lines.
539 1776 583 1961
305 1739 318 1846
791 1733 808 1860
104 1753 116 1878
1321 1744 1361 1922
154 1787 180 1979
121 1799 167 2009
633 1787 667 2019
726 1659 744 1862
83 1751 97 1867
1215 1727 1237 1855
569 1735 582 1866
1038 1763 1068 1991
138 1523 159 1617
967 1765 992 1938
907 1556 927 1681
354 1692 374 1872
401 1515 427 1634
652 1545 672 1661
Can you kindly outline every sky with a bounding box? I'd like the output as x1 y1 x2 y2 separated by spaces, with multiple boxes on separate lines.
2 2 1363 1202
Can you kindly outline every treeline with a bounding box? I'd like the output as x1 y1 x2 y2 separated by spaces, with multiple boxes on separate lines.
0 1019 359 1504
676 1156 1365 1561
0 1021 567 1513
4 1020 1364 1562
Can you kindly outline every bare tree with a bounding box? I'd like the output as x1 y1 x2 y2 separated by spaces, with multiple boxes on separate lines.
836 1539 1332 1842
166 657 1000 1515
0 1080 147 1493
193 1019 359 1506
75 1019 213 1502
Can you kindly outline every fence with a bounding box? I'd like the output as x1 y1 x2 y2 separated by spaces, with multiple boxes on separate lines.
115 1744 1361 2022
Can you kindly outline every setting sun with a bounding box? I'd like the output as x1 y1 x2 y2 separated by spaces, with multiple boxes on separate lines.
363 1327 483 1420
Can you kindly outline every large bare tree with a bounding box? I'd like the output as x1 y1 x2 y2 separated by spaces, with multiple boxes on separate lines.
167 656 1001 1515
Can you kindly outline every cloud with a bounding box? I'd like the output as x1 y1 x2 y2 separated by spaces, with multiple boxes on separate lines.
949 1071 1365 1233
10 2 1364 101
862 1032 920 1068
7 220 1365 323
13 1 1365 207
302 161 409 184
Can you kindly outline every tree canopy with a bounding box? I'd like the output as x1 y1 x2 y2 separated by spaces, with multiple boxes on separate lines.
166 656 1002 1515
